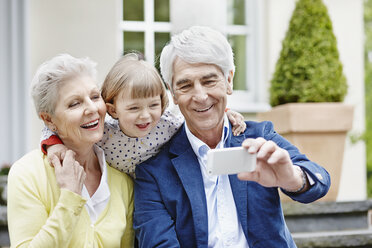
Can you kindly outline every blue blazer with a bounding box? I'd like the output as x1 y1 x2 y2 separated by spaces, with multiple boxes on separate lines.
134 121 330 248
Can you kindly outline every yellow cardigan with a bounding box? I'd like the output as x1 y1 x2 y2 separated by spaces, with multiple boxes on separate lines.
7 150 134 248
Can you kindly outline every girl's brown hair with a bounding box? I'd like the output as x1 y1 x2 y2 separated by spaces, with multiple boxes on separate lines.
101 52 169 114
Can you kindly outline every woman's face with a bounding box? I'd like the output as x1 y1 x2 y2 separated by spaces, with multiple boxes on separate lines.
50 76 106 149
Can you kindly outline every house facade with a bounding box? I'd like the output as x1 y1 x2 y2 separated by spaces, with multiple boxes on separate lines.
1 0 365 201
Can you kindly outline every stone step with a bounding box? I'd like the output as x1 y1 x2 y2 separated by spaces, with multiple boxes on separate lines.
283 200 372 247
293 229 372 248
283 200 372 233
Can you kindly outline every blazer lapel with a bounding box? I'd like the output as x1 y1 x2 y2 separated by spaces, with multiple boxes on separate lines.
170 126 209 247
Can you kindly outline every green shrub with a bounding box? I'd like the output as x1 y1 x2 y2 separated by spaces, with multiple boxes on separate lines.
270 0 347 106
364 0 372 197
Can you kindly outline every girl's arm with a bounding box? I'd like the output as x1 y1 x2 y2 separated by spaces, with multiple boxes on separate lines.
40 126 63 154
40 126 67 166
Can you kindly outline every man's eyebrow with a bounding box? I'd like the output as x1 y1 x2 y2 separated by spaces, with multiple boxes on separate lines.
175 73 219 86
175 78 190 86
201 73 219 80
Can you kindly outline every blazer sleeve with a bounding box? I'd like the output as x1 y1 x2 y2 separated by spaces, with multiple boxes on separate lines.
7 158 86 248
133 164 181 248
261 121 331 203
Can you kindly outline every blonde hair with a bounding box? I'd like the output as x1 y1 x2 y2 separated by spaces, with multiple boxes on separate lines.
31 54 97 116
101 52 169 114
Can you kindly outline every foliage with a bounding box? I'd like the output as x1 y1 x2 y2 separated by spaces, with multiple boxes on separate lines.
270 0 347 106
364 0 372 197
0 164 10 176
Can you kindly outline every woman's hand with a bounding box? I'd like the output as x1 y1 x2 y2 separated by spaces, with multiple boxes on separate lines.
47 144 68 167
51 150 86 195
226 109 246 136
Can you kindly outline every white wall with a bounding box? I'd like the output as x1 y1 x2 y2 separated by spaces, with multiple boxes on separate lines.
28 0 121 150
264 0 366 201
171 0 226 34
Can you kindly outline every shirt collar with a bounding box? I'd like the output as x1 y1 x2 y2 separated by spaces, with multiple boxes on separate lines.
94 144 107 182
82 145 110 204
185 114 230 159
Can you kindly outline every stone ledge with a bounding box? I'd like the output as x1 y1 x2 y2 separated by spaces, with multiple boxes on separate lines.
293 229 372 248
283 200 372 233
283 200 372 216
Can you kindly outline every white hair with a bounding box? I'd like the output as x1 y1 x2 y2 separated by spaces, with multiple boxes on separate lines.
30 54 97 116
160 26 235 89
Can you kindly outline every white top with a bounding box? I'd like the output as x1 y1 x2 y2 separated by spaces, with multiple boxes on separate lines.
81 145 110 223
41 108 184 178
185 114 249 248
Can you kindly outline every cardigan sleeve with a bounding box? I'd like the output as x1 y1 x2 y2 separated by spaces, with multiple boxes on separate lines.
120 173 135 248
7 158 86 248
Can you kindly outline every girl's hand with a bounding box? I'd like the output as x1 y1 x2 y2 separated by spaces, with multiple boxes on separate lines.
52 150 86 195
47 144 68 167
226 109 246 136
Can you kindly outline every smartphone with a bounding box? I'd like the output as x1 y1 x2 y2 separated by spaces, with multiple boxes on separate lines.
207 147 256 175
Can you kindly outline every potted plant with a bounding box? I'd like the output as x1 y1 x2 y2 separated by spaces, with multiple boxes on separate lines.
257 0 353 201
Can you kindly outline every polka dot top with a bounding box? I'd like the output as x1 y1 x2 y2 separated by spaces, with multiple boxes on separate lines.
97 109 183 177
41 108 184 178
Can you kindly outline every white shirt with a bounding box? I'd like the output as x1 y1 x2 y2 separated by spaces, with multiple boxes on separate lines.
185 115 249 248
81 145 110 223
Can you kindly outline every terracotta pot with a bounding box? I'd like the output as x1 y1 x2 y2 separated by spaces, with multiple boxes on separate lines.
257 102 354 202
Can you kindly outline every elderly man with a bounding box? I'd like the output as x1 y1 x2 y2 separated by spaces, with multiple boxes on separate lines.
133 26 330 248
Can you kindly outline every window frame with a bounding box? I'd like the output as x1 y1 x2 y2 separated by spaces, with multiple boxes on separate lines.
119 0 269 113
120 0 171 66
224 0 269 113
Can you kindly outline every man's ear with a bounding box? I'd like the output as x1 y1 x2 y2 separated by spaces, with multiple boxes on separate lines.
39 112 57 132
106 103 119 119
166 83 178 105
226 70 234 95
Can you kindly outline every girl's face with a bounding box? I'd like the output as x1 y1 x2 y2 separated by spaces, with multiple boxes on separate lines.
107 89 162 138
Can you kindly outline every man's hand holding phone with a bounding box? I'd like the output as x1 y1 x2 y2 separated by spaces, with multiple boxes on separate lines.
237 138 309 193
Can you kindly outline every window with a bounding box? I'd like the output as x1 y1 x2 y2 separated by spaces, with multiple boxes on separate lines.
225 0 268 112
121 0 171 70
120 0 267 112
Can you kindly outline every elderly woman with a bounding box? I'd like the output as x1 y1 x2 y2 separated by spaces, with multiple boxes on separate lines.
7 54 134 247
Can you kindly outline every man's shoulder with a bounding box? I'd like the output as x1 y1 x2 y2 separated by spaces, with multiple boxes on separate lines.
237 120 275 138
135 126 188 173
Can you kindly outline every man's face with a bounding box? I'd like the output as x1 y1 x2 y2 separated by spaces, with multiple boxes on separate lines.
171 58 233 138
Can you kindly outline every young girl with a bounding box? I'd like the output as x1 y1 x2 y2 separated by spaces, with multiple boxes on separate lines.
42 52 246 177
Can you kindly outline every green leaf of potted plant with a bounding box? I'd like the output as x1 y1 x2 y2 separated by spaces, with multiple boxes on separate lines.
257 0 354 201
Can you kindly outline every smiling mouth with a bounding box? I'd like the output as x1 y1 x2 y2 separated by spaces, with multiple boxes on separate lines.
81 119 99 129
136 123 150 129
195 105 213 112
